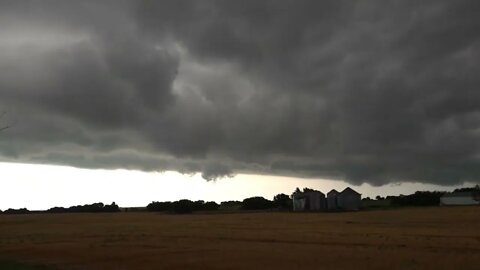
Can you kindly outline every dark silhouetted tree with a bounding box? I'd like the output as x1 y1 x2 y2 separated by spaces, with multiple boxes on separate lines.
46 207 67 213
46 202 119 213
203 201 220 211
147 200 219 213
220 201 242 210
193 200 205 211
104 202 120 212
241 197 273 210
4 208 30 215
147 201 172 212
171 199 195 214
390 191 445 206
273 193 292 210
454 185 480 193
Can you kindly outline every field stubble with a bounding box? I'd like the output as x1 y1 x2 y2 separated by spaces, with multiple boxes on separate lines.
1 207 479 269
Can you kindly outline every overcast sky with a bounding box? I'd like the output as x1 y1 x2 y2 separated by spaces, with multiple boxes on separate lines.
0 1 479 208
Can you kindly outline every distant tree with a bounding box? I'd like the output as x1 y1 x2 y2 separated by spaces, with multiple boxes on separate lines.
147 201 172 212
292 187 301 198
68 202 103 213
147 200 219 213
46 207 67 213
171 199 195 214
273 193 292 210
193 200 205 211
454 185 480 193
103 202 120 212
203 201 220 211
241 197 273 210
219 201 242 210
390 191 445 206
302 187 319 193
4 208 30 215
45 202 121 213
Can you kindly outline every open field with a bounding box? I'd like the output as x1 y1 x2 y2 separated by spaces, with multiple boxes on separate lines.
1 207 480 270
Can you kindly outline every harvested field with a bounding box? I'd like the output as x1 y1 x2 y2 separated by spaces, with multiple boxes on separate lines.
1 207 479 269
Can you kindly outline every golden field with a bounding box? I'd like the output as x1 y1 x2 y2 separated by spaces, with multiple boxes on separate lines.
1 207 479 270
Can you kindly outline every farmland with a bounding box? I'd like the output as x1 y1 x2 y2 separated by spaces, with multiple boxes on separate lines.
1 207 480 269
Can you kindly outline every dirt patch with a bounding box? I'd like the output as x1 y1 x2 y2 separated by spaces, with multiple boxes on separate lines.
1 207 479 269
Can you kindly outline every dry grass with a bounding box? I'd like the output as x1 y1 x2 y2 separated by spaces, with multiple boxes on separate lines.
1 207 480 269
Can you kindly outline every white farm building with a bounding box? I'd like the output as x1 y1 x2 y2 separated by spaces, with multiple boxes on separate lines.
292 187 361 211
440 191 480 206
337 187 362 210
292 190 326 211
327 189 340 210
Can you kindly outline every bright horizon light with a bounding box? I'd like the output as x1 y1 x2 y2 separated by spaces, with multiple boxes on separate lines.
0 162 473 211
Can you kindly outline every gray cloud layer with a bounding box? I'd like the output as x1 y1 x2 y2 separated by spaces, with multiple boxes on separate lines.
0 0 479 185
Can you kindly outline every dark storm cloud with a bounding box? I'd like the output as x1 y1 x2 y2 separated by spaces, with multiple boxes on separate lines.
0 0 479 185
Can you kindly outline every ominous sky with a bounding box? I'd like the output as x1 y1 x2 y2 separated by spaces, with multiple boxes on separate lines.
1 0 479 186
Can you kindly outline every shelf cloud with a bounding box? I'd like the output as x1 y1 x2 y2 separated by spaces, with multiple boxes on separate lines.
1 0 479 185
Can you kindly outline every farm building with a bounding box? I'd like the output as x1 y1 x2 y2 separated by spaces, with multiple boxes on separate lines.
337 187 362 210
440 191 480 206
292 190 326 211
327 189 340 210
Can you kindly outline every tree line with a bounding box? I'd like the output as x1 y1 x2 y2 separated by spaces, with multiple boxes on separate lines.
0 202 120 215
363 191 454 207
46 202 120 213
2 186 479 214
146 194 292 214
0 194 293 215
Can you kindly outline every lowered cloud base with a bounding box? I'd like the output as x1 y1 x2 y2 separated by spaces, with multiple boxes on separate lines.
0 0 479 185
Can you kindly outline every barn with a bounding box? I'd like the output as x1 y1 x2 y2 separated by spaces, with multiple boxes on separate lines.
440 192 480 206
327 189 340 210
337 187 362 210
292 190 326 211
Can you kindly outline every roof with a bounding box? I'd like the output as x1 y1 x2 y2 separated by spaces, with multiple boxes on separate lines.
304 190 325 196
293 191 325 200
327 189 340 196
340 187 361 195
